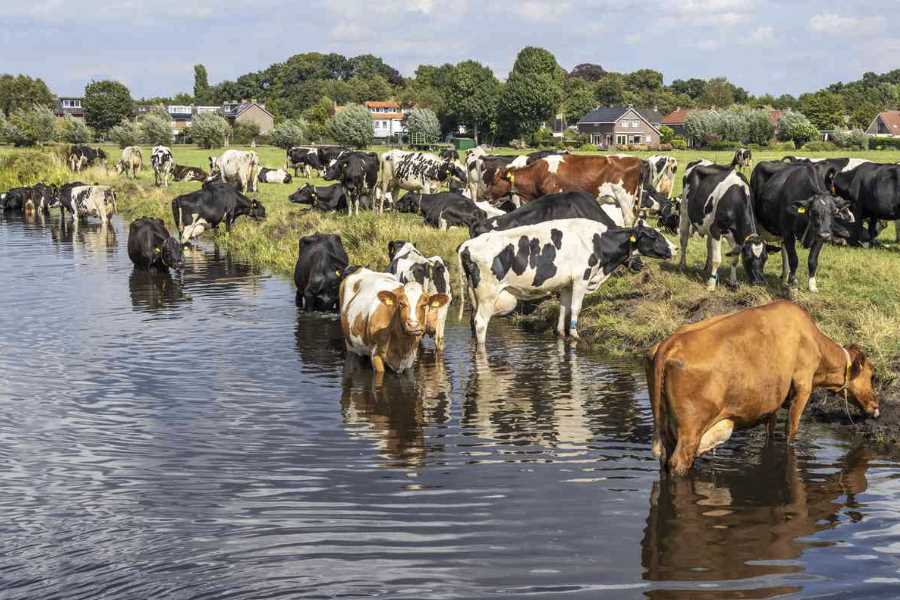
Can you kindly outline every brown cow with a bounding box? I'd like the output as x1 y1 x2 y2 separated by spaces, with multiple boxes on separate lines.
486 154 649 211
647 300 879 476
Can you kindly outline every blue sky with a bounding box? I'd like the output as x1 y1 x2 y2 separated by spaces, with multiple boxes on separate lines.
2 0 897 98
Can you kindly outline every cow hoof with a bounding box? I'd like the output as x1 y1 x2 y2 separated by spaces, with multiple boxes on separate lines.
808 278 818 293
705 278 718 292
725 280 739 291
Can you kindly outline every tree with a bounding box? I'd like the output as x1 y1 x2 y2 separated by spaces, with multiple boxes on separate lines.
595 74 625 106
624 69 664 93
406 108 440 143
58 114 94 143
716 109 749 142
191 111 231 148
139 108 173 145
83 80 133 133
745 109 775 145
684 110 721 146
270 118 308 149
232 121 261 145
302 96 335 142
562 78 597 124
569 63 606 81
700 78 734 108
659 125 675 144
194 64 210 103
6 105 57 145
777 111 819 145
445 60 499 142
670 78 707 100
799 91 845 130
0 74 55 116
497 47 564 139
329 103 373 148
109 119 142 148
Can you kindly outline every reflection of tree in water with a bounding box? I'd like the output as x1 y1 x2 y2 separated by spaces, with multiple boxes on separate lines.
462 332 644 449
641 442 873 599
340 351 450 470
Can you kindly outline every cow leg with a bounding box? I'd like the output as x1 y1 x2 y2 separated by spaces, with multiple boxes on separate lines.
557 287 572 338
786 382 812 442
678 210 691 272
473 301 494 350
895 219 900 243
728 242 740 289
434 305 448 352
780 246 790 285
568 284 587 340
669 428 701 477
807 240 825 293
706 236 722 291
784 236 799 288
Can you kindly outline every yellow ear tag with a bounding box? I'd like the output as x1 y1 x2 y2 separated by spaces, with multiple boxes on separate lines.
431 299 442 308
383 296 394 306
629 235 637 242
154 247 161 253
335 270 342 277
797 207 807 214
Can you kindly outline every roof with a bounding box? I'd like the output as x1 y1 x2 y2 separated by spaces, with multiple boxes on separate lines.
223 102 273 120
366 101 400 109
578 106 662 125
371 113 404 120
876 111 900 133
767 110 785 126
662 108 697 125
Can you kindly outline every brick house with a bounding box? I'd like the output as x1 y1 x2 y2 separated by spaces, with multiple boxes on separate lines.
866 111 900 137
222 101 275 135
576 106 663 148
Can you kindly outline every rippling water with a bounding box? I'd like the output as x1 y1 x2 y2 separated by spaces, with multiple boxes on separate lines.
2 214 900 599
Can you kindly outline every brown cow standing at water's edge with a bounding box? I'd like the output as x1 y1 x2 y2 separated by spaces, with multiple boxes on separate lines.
647 300 879 476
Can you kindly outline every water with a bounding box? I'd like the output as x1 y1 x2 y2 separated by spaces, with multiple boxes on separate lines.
2 214 900 599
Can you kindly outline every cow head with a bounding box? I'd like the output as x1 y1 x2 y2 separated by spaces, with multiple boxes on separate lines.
323 159 341 181
249 199 266 220
487 168 513 200
289 184 317 205
159 237 185 271
791 194 852 247
282 172 293 184
733 148 753 169
631 223 676 260
845 345 879 418
734 234 777 285
387 240 411 261
394 193 421 213
377 283 449 337
657 197 681 234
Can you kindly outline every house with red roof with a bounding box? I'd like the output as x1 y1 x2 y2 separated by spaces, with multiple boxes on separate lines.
866 111 900 137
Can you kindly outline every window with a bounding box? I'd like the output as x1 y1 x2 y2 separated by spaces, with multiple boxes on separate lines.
590 134 603 145
615 134 626 145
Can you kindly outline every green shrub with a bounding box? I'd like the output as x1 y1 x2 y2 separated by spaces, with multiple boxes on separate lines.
830 129 868 150
802 140 838 152
139 110 173 146
329 104 373 148
670 137 688 150
707 139 741 150
4 105 57 146
57 115 94 143
191 111 231 149
777 111 819 146
270 118 308 149
659 125 675 144
870 137 900 150
109 119 142 148
768 140 796 151
578 143 598 152
232 121 261 145
531 126 554 147
406 108 440 143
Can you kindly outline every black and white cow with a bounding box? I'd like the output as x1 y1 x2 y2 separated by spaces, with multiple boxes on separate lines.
67 145 107 172
286 146 324 178
294 233 349 311
752 162 852 292
58 184 117 225
151 145 175 187
288 183 353 212
394 191 489 230
257 167 292 184
646 155 678 197
128 217 184 272
379 150 466 212
324 151 379 215
470 191 626 237
386 241 452 350
172 164 208 182
458 219 674 347
679 163 774 290
832 161 900 245
171 181 266 242
0 182 57 214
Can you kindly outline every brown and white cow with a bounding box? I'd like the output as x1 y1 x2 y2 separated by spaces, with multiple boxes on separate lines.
646 300 879 476
210 150 259 192
486 154 649 215
339 268 449 375
115 146 143 179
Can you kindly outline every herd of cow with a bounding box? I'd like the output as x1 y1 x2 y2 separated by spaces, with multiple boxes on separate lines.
1 141 897 475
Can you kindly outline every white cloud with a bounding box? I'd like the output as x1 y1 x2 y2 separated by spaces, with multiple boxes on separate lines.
809 13 884 35
746 25 775 45
513 1 572 22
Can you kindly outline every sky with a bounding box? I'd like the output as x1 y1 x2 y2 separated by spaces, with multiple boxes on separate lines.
1 0 897 99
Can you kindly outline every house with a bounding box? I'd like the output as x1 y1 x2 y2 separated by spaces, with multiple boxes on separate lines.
222 100 275 135
576 106 663 148
661 108 700 138
55 97 84 120
365 101 407 140
866 111 900 137
167 105 193 134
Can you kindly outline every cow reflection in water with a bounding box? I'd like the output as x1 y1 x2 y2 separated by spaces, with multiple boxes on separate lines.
129 269 184 311
642 443 873 599
50 219 117 253
340 351 450 469
463 332 642 447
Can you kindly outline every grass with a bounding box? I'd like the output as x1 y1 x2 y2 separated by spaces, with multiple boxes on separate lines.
2 142 900 390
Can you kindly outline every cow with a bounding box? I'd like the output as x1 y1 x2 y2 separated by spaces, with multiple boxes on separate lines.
288 183 350 212
172 164 208 182
457 219 675 347
646 300 879 476
324 151 379 215
394 191 488 230
464 146 506 200
210 149 259 193
150 145 175 188
832 161 900 245
379 149 466 212
115 146 143 179
679 163 775 290
386 241 452 350
67 145 107 172
646 155 678 198
0 183 57 214
732 148 753 172
469 191 625 237
58 185 117 225
127 217 184 272
339 268 450 375
440 148 461 162
257 167 292 184
294 233 349 311
751 162 852 292
286 146 324 178
171 181 266 242
486 155 649 216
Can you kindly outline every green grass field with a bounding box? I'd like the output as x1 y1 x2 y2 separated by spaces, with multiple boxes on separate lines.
3 143 900 390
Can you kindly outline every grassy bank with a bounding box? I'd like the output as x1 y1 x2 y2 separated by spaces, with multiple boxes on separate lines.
3 144 899 392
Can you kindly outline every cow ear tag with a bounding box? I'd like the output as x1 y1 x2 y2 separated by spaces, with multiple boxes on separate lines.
629 235 637 243
154 247 161 254
797 207 806 214
335 270 342 277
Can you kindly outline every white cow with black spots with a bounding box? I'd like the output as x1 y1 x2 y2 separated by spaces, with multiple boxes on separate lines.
379 149 466 212
386 241 452 351
151 146 174 188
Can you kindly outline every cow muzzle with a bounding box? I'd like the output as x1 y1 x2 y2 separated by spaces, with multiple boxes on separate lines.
404 321 424 336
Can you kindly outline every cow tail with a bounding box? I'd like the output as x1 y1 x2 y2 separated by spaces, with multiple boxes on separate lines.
456 246 467 319
647 343 668 468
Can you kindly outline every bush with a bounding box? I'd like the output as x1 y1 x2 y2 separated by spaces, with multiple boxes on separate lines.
777 111 819 146
406 108 440 144
670 137 688 150
578 143 598 152
0 149 69 190
659 125 675 144
870 137 900 150
139 109 173 146
831 129 869 150
531 126 554 147
57 115 94 143
192 111 231 149
232 121 261 145
329 104 373 148
768 140 796 151
270 119 308 149
802 141 838 152
109 119 142 148
706 139 741 150
745 110 775 145
4 105 57 146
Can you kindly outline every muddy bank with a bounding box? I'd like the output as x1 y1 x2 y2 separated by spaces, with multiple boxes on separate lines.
809 387 900 448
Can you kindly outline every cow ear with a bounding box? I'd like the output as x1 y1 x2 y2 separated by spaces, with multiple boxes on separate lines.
377 290 396 307
429 294 450 308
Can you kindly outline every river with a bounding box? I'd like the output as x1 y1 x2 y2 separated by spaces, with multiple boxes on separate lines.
2 214 900 599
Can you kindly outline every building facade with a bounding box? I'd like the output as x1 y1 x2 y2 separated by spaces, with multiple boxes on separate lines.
365 101 407 139
55 97 85 120
576 106 662 148
866 111 900 137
